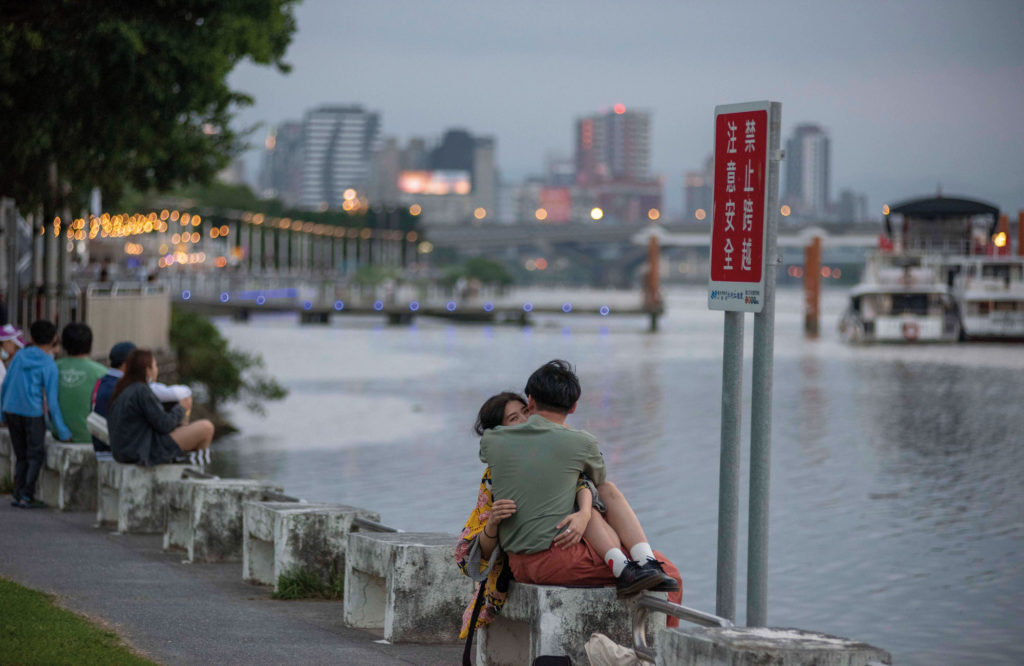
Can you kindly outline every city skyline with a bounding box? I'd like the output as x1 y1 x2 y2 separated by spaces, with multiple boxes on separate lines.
227 1 1024 218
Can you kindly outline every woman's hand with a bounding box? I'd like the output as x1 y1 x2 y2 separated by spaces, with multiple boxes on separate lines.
486 499 517 530
180 396 193 412
552 509 591 549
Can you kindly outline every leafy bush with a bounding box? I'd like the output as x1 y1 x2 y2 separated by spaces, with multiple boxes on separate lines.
169 308 287 414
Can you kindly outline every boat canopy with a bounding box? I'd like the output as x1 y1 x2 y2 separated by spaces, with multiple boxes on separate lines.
885 195 1000 237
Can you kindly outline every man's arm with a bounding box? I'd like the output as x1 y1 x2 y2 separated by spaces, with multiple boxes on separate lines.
45 363 72 441
581 437 607 486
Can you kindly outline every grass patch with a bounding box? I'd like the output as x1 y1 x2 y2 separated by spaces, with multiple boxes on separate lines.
0 474 13 495
0 577 154 665
272 566 344 601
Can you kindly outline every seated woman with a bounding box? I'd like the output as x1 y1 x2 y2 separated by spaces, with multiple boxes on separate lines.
455 392 683 642
106 349 215 466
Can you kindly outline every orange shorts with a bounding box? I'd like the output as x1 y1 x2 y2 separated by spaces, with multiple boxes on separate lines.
507 538 684 626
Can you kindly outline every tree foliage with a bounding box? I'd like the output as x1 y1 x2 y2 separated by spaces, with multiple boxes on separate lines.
0 0 299 213
170 307 287 414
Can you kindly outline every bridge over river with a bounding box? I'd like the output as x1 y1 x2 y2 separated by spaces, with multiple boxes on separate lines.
170 274 664 329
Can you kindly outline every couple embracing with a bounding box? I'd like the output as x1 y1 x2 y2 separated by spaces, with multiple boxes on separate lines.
455 359 683 642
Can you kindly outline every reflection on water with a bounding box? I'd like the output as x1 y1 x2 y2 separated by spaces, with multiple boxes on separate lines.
212 287 1024 665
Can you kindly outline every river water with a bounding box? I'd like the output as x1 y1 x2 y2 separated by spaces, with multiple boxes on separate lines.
210 286 1024 665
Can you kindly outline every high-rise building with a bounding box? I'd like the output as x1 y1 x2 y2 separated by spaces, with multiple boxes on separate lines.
300 105 380 211
471 136 498 219
575 106 651 185
367 129 498 224
836 189 869 223
684 155 714 222
368 137 401 206
784 124 831 219
258 121 303 206
572 105 660 223
430 129 475 172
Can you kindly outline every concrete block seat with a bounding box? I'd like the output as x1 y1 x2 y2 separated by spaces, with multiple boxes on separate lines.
96 458 196 533
0 429 11 484
344 532 475 644
243 501 380 593
477 582 667 666
164 478 283 563
0 430 94 511
37 442 98 512
655 626 891 666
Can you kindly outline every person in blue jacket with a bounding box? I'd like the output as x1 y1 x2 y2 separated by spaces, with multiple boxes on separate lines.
1 320 72 508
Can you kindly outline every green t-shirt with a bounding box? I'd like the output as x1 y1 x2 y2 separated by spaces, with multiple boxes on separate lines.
56 357 108 443
479 414 606 554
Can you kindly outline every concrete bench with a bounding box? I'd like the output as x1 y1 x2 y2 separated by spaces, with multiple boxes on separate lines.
36 442 98 511
96 458 195 533
243 501 381 593
164 478 284 563
344 532 474 644
655 626 891 666
0 429 54 490
477 582 668 665
0 429 11 485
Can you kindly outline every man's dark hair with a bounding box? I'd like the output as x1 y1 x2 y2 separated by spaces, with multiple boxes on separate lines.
61 322 93 356
29 320 58 346
524 359 581 414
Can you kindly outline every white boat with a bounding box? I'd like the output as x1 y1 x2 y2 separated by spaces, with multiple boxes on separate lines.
947 257 1024 340
839 255 960 343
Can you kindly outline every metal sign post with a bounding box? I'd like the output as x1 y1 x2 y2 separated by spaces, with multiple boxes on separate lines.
746 101 782 627
709 100 782 625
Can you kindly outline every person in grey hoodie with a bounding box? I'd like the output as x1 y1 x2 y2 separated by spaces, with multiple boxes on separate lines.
1 320 72 508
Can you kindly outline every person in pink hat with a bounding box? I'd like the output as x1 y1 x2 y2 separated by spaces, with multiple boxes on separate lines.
0 324 26 385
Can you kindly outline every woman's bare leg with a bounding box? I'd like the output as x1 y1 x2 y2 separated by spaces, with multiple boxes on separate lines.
170 420 214 452
598 481 648 552
582 510 624 556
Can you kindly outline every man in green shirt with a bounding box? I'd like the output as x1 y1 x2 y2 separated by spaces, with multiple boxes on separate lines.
480 359 672 596
56 323 108 443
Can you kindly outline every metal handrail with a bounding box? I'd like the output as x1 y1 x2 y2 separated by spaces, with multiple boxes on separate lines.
354 517 401 533
182 468 217 480
263 491 301 503
632 595 733 662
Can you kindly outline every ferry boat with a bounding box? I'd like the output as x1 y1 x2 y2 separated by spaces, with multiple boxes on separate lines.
945 256 1024 340
839 255 960 343
839 194 1012 344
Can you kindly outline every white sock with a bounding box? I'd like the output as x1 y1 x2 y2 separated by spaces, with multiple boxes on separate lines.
203 449 211 465
604 548 630 577
188 451 198 466
630 543 655 563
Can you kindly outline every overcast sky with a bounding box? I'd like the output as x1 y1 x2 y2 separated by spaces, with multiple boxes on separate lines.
228 0 1024 219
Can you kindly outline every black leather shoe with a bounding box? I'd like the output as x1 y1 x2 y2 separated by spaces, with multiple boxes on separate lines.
640 559 680 592
615 561 665 597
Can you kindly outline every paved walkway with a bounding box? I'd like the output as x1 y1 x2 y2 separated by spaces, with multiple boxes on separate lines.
0 499 463 665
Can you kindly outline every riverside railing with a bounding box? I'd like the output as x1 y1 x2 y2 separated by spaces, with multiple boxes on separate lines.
632 596 733 662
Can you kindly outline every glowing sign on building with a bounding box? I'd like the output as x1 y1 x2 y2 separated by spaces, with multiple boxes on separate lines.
397 170 472 196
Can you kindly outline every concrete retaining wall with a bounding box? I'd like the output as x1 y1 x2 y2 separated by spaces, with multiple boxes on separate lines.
478 583 666 666
243 501 380 592
655 626 892 666
164 479 283 563
37 443 97 511
96 459 195 533
344 532 474 643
